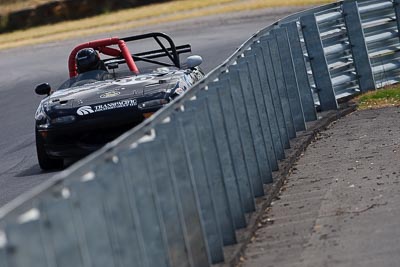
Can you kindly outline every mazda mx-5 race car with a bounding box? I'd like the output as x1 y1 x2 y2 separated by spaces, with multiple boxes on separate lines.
34 32 204 170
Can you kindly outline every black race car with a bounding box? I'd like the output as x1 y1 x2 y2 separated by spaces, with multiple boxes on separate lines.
34 32 204 170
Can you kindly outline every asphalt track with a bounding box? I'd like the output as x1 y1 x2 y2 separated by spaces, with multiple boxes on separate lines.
0 7 309 207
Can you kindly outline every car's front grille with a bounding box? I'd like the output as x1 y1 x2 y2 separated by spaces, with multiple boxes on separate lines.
78 124 137 145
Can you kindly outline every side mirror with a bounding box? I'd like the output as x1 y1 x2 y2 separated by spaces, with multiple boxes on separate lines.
35 83 52 96
185 55 203 69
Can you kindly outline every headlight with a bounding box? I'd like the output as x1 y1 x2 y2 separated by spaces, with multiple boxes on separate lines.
50 115 76 124
35 105 46 120
138 99 169 109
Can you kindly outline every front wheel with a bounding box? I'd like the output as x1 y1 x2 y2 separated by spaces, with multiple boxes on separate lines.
35 129 63 170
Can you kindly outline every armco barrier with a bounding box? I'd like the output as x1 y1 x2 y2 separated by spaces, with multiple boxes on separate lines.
0 0 399 266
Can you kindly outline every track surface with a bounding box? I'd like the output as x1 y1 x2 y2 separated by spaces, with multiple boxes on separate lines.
0 7 307 207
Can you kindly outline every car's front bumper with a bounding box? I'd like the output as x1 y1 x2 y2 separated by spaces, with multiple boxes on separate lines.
37 112 144 159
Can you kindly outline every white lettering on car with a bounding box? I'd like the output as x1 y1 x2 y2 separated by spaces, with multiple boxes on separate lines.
77 106 95 115
77 100 137 116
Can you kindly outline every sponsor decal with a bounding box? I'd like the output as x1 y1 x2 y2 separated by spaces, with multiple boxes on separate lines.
174 88 184 95
132 90 143 95
135 76 154 82
100 91 121 98
77 106 95 115
183 74 191 84
77 99 137 116
94 99 137 112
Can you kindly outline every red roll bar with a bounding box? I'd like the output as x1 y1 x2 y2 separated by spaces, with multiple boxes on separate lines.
68 37 139 78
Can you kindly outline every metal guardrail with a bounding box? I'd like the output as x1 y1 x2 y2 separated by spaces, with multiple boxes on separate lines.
1 0 399 266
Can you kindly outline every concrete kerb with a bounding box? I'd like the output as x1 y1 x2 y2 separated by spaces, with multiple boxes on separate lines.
213 104 357 267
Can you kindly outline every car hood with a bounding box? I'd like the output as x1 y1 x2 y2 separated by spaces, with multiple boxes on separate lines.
47 71 185 108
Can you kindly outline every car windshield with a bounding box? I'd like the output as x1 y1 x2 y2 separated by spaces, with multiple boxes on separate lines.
57 70 112 90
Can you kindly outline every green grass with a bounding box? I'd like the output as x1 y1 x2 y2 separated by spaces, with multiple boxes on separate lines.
356 86 400 110
0 0 333 50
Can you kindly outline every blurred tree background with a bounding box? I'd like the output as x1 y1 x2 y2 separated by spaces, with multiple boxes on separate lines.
0 0 172 32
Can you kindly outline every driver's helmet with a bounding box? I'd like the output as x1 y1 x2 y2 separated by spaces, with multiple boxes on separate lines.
76 48 101 74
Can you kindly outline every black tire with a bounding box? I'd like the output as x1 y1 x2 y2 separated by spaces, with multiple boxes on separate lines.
35 129 64 170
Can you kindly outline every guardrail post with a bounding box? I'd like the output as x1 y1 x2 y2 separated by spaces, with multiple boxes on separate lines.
197 88 247 229
233 60 273 185
141 139 194 267
218 69 264 197
5 220 49 267
95 161 147 267
183 96 237 246
208 79 256 212
241 49 278 172
154 119 211 267
178 108 225 264
39 197 86 267
394 0 400 42
120 147 170 267
273 27 307 132
0 245 7 267
259 36 291 149
264 33 297 139
343 0 376 92
239 50 279 171
301 14 338 111
252 42 285 160
68 179 118 267
282 21 317 122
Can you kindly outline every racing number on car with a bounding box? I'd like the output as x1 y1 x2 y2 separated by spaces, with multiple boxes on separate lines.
114 76 154 85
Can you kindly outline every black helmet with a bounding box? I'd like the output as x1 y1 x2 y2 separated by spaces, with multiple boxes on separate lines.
76 48 101 73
